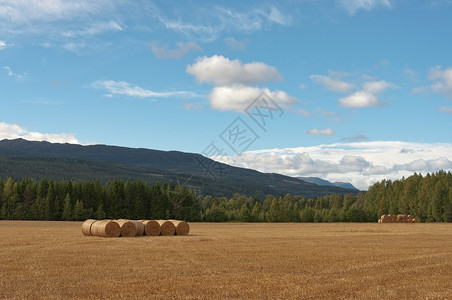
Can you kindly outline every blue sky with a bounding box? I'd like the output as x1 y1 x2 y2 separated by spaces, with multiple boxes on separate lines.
1 0 452 189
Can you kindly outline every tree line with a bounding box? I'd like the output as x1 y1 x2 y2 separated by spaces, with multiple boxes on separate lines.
0 171 451 222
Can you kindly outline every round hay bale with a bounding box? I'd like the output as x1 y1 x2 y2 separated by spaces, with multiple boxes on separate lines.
114 220 137 237
156 220 175 236
132 220 145 236
90 220 103 236
142 220 161 236
169 220 190 235
82 219 97 236
95 220 121 237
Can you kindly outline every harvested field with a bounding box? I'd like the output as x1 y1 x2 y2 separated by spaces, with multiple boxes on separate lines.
0 221 451 299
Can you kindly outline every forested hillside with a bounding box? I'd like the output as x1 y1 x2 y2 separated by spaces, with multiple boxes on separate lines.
0 171 451 222
0 139 358 199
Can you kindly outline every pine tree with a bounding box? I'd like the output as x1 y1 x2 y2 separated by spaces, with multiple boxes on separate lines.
62 193 73 221
96 203 106 220
73 200 85 221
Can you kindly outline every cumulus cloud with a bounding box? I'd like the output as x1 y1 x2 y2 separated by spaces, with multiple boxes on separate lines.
310 74 354 93
211 141 452 190
0 40 6 50
0 122 79 144
151 41 202 59
208 85 296 112
90 80 191 99
187 55 296 112
310 71 395 109
307 128 335 136
339 80 395 108
338 0 392 15
186 55 282 86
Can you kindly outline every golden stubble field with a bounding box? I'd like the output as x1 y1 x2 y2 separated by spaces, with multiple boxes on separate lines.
0 221 451 299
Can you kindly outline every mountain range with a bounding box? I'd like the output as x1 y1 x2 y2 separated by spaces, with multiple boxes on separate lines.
0 139 358 199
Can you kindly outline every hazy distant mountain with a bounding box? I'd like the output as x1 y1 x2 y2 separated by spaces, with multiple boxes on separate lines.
0 139 359 199
297 177 357 190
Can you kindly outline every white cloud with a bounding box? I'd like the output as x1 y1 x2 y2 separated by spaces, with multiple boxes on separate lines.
3 66 27 79
339 80 395 108
428 65 452 99
437 106 452 114
151 42 202 59
225 37 248 51
90 80 191 99
0 0 112 25
310 74 354 93
338 0 392 15
307 128 335 136
340 134 370 142
156 5 291 41
63 20 123 38
208 85 296 112
0 122 79 144
0 40 6 50
211 141 452 190
187 55 282 86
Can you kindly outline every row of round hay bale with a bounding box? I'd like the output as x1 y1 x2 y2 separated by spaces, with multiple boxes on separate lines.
378 214 418 223
82 219 190 237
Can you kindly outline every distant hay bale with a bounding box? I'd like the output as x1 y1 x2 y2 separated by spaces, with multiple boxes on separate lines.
169 220 190 235
156 220 176 236
114 220 137 237
132 220 145 236
142 220 161 236
93 220 121 237
82 219 97 236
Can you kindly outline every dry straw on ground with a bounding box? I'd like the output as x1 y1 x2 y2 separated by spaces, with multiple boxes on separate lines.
169 219 190 235
156 220 176 236
115 220 137 237
82 219 97 236
141 220 161 236
2 221 451 299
